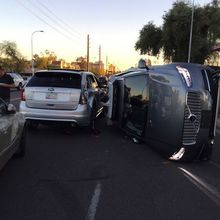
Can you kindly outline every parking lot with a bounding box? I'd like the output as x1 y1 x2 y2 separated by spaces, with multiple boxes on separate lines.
0 90 220 220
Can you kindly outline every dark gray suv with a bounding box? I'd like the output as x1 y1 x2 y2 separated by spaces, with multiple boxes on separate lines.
107 63 220 161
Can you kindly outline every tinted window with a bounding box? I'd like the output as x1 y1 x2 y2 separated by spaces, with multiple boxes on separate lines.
123 75 149 136
27 72 82 89
201 70 211 92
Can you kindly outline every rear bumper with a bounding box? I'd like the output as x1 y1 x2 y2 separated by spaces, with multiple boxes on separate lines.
19 101 90 126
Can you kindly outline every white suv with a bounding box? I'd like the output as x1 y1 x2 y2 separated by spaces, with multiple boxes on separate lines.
8 73 25 90
19 69 106 129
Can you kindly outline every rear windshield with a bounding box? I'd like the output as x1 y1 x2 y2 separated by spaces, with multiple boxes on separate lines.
27 72 82 89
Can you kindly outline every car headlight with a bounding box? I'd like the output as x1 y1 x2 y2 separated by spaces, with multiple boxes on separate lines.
176 66 192 88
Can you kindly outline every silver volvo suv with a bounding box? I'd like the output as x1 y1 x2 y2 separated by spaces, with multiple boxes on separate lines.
19 69 106 129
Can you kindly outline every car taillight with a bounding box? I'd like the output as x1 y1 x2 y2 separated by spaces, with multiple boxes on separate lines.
21 89 26 101
79 90 88 104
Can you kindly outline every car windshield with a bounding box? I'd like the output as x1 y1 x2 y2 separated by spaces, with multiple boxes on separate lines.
26 71 82 89
10 73 21 78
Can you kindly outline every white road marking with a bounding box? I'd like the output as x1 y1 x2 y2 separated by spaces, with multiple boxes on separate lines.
86 182 102 220
179 167 220 207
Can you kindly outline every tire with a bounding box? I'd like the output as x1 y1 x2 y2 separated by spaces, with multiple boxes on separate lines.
14 124 27 157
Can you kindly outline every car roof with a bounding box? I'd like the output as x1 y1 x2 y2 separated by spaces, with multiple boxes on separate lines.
35 69 96 76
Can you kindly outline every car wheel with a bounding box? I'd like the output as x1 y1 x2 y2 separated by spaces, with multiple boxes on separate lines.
14 124 27 157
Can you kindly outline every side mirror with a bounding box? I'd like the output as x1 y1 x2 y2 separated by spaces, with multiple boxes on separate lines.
7 104 16 114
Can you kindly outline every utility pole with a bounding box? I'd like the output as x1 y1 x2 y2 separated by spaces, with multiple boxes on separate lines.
188 0 194 63
99 45 101 75
87 34 90 71
31 30 44 75
106 56 108 77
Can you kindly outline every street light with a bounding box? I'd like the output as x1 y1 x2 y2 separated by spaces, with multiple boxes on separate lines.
31 30 44 74
188 0 194 63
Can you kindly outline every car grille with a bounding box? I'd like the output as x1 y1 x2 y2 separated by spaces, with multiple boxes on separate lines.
182 92 201 145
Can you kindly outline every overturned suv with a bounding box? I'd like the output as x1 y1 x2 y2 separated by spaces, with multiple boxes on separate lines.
20 69 107 129
107 62 219 161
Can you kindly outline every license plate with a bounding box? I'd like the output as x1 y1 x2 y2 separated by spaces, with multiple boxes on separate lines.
46 92 57 99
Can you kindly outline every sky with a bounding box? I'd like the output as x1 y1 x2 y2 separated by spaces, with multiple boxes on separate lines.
0 0 213 71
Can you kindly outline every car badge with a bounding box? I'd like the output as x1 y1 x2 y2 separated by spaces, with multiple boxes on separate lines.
48 88 54 91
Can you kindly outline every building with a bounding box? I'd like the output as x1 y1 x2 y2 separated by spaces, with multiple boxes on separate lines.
48 60 65 69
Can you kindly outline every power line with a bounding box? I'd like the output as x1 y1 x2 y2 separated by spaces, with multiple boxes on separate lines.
16 0 79 42
36 0 83 40
30 0 83 42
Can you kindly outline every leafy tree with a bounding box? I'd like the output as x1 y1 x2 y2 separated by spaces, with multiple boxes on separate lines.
34 50 57 69
0 40 28 72
135 22 163 56
203 0 220 62
135 0 220 63
162 1 192 62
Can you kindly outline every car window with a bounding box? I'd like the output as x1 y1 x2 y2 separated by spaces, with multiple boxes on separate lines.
123 75 149 136
15 74 23 79
93 76 100 87
87 75 98 89
27 72 82 89
9 73 18 79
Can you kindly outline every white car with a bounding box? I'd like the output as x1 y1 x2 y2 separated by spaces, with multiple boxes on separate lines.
0 98 26 170
8 73 25 90
19 69 107 129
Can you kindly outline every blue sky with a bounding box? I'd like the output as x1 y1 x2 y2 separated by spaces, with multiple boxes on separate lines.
0 0 212 70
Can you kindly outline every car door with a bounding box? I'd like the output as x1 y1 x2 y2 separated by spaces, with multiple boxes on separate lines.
0 100 12 154
93 75 104 111
86 74 101 110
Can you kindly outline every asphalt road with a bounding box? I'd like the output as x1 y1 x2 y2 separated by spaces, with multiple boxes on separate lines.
1 90 220 220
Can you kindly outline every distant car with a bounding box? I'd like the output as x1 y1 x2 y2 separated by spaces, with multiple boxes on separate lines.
0 98 26 170
19 69 107 129
8 73 25 90
22 74 32 86
106 63 220 161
